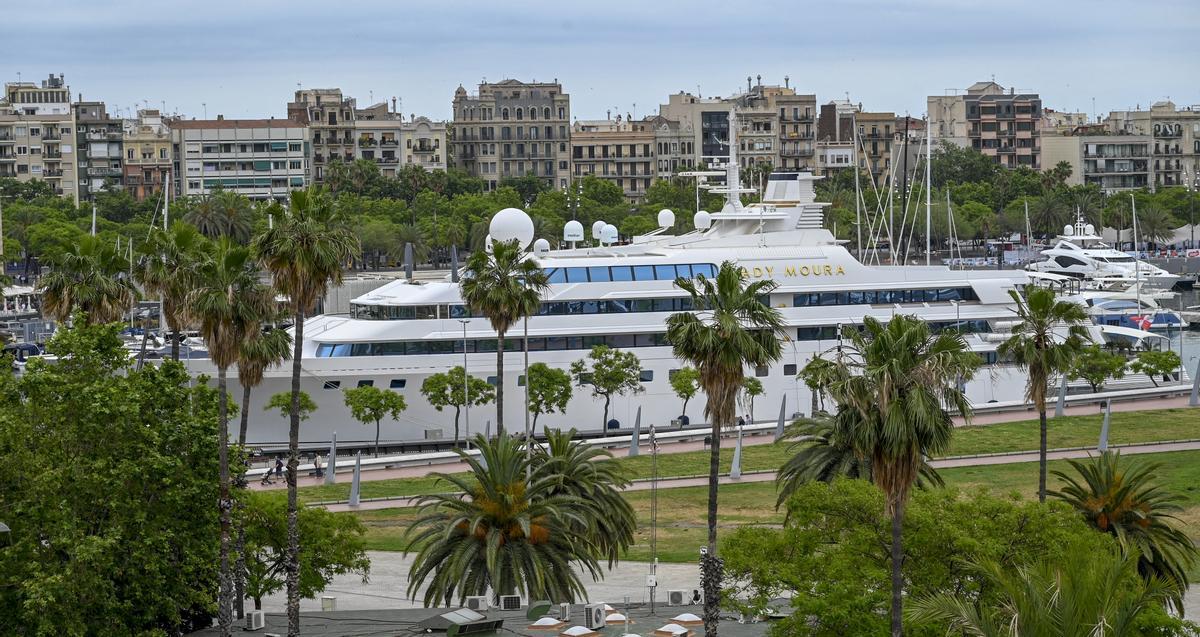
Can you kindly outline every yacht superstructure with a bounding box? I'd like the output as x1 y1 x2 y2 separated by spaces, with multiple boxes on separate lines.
1026 213 1180 290
217 111 1034 444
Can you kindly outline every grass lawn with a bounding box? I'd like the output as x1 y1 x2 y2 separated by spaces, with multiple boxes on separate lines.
350 448 1200 561
295 407 1198 504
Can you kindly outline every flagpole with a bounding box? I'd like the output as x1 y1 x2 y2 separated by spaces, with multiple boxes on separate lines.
91 202 97 236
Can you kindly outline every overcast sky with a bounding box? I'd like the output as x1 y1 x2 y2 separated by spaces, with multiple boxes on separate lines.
4 0 1198 122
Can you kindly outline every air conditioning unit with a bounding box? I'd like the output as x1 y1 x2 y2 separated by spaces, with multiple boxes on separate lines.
465 596 489 611
558 603 571 622
667 590 686 606
245 610 266 631
499 595 521 610
584 603 606 630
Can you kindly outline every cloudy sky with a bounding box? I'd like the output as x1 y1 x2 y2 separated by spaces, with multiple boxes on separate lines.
4 0 1197 122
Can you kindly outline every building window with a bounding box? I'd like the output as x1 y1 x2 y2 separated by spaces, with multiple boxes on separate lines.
639 370 654 382
323 380 341 390
755 365 769 377
487 376 499 386
389 379 406 389
784 363 797 376
357 380 374 387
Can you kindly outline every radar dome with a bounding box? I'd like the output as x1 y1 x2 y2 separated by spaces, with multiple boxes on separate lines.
657 208 675 228
1084 224 1095 236
601 223 619 244
1064 225 1074 236
563 220 584 242
533 238 550 256
484 233 493 253
694 210 712 230
489 207 535 249
591 220 606 240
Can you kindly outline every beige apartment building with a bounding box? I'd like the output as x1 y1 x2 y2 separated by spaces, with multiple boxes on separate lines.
355 102 447 176
1042 133 1151 193
856 111 896 188
287 88 356 183
452 79 572 190
122 109 172 202
0 74 78 203
171 117 309 200
570 117 655 200
815 99 858 180
928 81 1042 169
645 115 695 178
75 100 124 200
1104 101 1200 189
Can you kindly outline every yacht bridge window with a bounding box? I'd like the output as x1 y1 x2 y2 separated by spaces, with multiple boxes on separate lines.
315 331 672 357
793 287 977 307
543 263 717 284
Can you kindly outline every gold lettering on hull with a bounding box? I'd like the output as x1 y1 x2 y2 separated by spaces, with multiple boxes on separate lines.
741 264 846 278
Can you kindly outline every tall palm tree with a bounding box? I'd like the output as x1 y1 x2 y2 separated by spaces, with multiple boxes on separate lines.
830 314 979 637
998 286 1089 502
908 542 1177 636
137 222 209 361
1136 205 1177 249
191 239 274 635
774 413 943 511
798 355 838 415
40 235 138 325
1050 451 1197 613
251 188 358 636
666 261 785 637
405 433 602 606
459 238 549 435
1029 192 1068 237
185 190 254 243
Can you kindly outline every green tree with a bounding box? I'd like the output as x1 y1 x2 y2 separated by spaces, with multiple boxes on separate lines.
930 141 998 188
40 235 139 324
342 385 408 457
741 376 763 422
241 492 370 611
1130 350 1182 387
459 238 550 435
526 362 572 430
1136 205 1177 248
252 187 358 634
191 238 275 634
798 356 838 415
908 542 1182 636
185 190 256 243
666 261 785 637
498 174 549 204
570 345 645 428
829 315 980 637
618 214 658 239
420 366 495 445
669 366 701 423
1069 344 1127 392
1050 451 1198 613
0 322 220 635
406 433 625 605
266 390 317 421
998 286 1090 502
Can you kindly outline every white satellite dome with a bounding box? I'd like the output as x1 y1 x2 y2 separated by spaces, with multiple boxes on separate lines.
1084 224 1095 236
489 207 535 249
1064 224 1074 236
533 238 551 256
592 220 606 240
657 208 675 228
600 223 618 244
484 233 493 253
563 220 584 242
693 210 712 230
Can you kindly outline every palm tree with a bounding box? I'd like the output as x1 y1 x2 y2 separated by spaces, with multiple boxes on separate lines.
40 235 138 325
137 222 209 361
235 327 292 446
459 238 549 435
997 286 1089 502
830 314 979 637
405 433 601 606
1029 193 1068 237
908 542 1177 636
775 413 943 511
1050 451 1197 613
1136 205 1177 249
251 188 358 635
191 238 274 635
185 190 254 242
666 261 785 637
798 355 838 415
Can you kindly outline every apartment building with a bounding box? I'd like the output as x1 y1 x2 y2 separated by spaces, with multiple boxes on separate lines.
1104 101 1200 189
775 90 818 172
645 115 695 178
354 102 447 176
928 81 1041 169
287 88 356 183
856 111 896 187
122 109 172 202
0 74 78 202
657 92 735 168
452 79 572 190
815 99 858 180
171 116 309 200
75 100 124 200
1042 133 1151 193
570 116 655 200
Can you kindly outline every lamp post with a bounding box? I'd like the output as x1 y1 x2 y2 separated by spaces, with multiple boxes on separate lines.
459 319 470 449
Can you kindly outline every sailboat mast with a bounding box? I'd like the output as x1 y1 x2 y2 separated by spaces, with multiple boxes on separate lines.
1131 194 1141 313
853 113 862 261
898 115 910 264
924 117 932 266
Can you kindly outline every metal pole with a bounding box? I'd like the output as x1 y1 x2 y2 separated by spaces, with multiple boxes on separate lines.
853 112 862 261
925 116 932 266
524 311 531 482
460 319 470 449
649 425 659 615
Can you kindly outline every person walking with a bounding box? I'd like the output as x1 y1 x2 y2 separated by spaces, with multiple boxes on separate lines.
274 457 284 478
313 454 324 479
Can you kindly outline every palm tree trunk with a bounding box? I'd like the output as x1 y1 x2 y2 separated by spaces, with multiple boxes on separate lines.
889 497 906 637
702 415 721 637
1038 407 1048 503
603 395 611 430
136 327 151 371
810 388 818 416
217 367 233 637
454 407 461 446
495 332 505 436
171 328 181 361
235 381 253 621
286 308 304 637
375 419 381 458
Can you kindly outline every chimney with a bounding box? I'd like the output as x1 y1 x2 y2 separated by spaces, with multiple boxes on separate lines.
216 114 224 121
747 76 752 91
606 109 611 120
756 74 761 87
391 96 397 112
784 75 790 89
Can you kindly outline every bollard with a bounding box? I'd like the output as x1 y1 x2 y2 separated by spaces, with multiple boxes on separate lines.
324 432 337 485
629 406 642 457
348 452 361 507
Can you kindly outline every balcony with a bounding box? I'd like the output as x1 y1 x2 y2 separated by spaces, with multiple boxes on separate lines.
44 152 62 159
86 131 122 141
87 167 123 177
378 156 399 164
781 148 815 158
413 145 436 153
782 132 815 140
43 168 64 177
0 155 14 161
381 139 399 146
782 115 815 123
359 138 377 147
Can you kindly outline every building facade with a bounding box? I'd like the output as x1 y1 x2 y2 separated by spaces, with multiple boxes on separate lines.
928 81 1042 169
171 117 309 200
354 102 447 176
1104 101 1200 189
74 100 124 200
0 74 79 202
815 99 859 180
122 109 172 202
856 111 896 187
452 79 572 190
1042 133 1151 193
646 115 695 178
288 88 356 183
570 117 655 200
